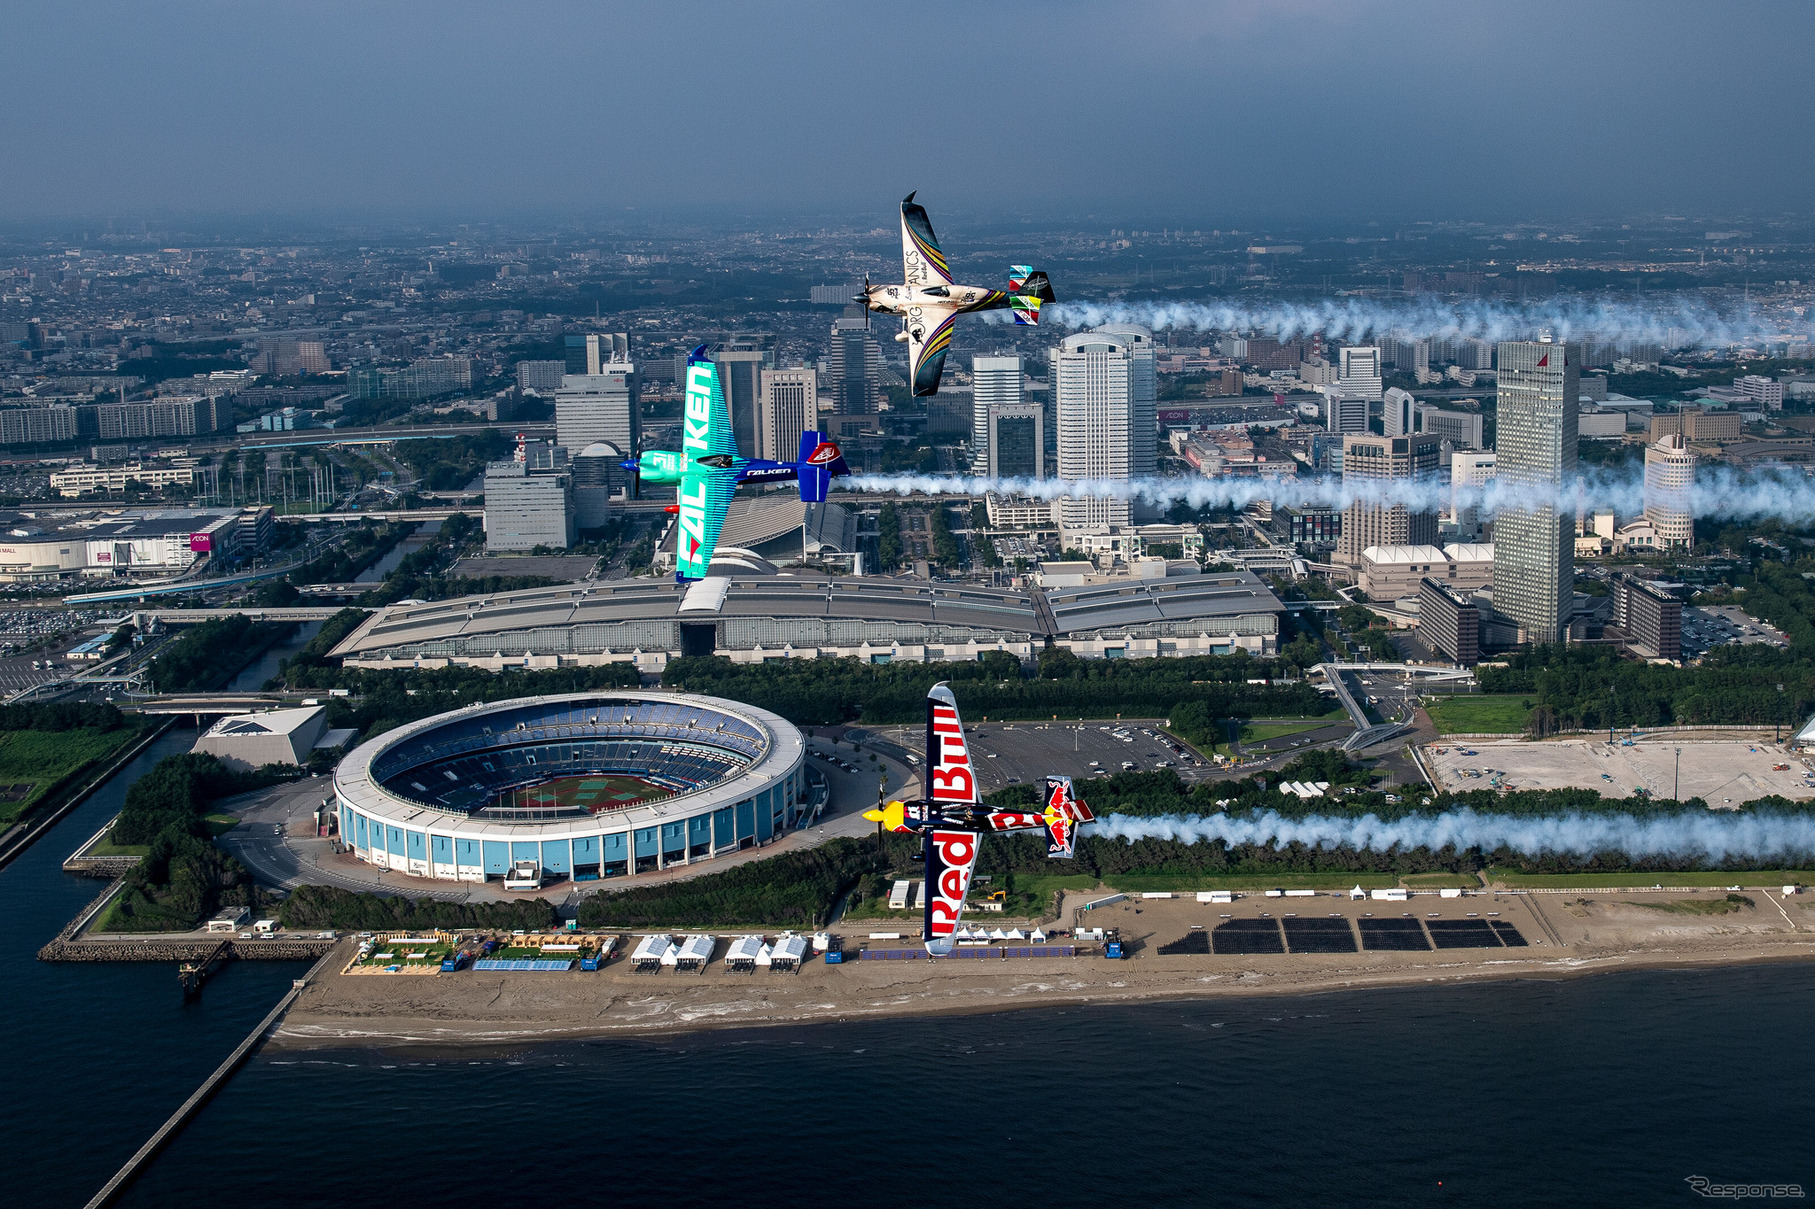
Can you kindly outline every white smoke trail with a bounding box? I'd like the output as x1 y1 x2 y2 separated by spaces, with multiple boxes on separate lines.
1087 808 1815 862
986 294 1801 350
843 462 1815 525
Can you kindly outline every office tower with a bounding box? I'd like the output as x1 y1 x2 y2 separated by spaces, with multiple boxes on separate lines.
1320 386 1369 434
1643 433 1695 551
1459 338 1494 370
555 364 639 453
250 340 328 376
1418 577 1480 666
1492 337 1579 643
1335 433 1441 569
565 333 628 376
827 316 882 430
987 402 1044 479
1051 325 1156 529
971 354 1023 463
1450 450 1497 539
484 459 576 550
1611 572 1682 660
712 349 766 457
758 367 817 462
1384 386 1417 436
1337 345 1384 400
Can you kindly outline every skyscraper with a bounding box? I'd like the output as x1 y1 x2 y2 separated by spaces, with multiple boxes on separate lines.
758 367 817 462
1384 386 1417 436
555 364 639 454
1337 345 1384 401
971 354 1023 467
1492 337 1579 642
827 314 882 434
712 348 766 458
1320 386 1370 434
987 402 1044 479
1051 325 1156 529
1643 433 1695 551
1335 433 1441 568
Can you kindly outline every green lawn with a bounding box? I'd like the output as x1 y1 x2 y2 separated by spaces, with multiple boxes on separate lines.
1400 872 1483 888
0 727 143 828
1243 721 1332 744
1485 868 1814 889
1423 695 1533 735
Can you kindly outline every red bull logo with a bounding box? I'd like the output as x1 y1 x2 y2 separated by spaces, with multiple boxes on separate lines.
927 703 974 803
926 828 978 937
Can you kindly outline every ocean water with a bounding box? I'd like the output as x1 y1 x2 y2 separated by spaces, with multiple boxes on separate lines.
123 963 1815 1208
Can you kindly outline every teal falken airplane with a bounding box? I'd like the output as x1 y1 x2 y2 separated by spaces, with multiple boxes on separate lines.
624 345 852 582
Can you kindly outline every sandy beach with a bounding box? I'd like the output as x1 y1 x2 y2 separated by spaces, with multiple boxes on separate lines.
273 887 1815 1051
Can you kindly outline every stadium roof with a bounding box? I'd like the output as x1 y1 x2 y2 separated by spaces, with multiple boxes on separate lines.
1044 572 1284 633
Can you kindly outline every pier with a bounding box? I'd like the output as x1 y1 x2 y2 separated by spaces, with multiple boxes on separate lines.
83 945 342 1209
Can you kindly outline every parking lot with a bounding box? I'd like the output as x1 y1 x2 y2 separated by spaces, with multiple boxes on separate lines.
1681 605 1789 659
862 720 1209 795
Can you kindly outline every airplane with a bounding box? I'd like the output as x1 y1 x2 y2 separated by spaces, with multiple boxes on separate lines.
864 682 1095 955
624 344 851 582
857 193 1057 397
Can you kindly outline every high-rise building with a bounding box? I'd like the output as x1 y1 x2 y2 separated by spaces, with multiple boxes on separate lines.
565 333 628 376
1643 433 1695 551
1491 337 1579 643
987 402 1044 480
1418 577 1480 666
250 340 328 376
555 365 639 453
712 349 766 458
1384 386 1417 436
1335 433 1441 569
1051 325 1156 529
758 368 817 462
1611 573 1682 660
1450 450 1497 539
484 458 576 551
1337 345 1384 401
971 355 1023 464
827 315 882 432
1320 386 1370 434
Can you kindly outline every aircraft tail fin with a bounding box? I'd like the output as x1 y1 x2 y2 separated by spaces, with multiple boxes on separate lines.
1009 268 1055 326
795 431 849 503
1043 775 1089 859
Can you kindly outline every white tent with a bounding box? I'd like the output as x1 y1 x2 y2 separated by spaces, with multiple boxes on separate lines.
1030 929 1047 942
673 934 715 972
754 942 775 967
726 935 765 966
770 934 809 971
632 934 673 962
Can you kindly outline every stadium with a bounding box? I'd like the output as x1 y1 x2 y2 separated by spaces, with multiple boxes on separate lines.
333 691 808 885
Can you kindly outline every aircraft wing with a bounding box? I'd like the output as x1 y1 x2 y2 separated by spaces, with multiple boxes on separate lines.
924 682 978 807
900 192 954 287
924 828 980 955
674 467 736 581
905 309 955 397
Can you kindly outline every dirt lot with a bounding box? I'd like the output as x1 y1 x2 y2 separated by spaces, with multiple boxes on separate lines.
274 885 1815 1050
1422 737 1815 803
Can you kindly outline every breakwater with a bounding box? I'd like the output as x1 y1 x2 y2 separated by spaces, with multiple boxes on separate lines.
41 937 336 962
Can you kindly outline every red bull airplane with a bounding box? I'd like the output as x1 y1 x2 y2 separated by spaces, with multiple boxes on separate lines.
856 193 1057 397
624 344 851 582
864 683 1094 955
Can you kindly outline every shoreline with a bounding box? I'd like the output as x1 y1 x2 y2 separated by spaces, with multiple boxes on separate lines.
272 890 1815 1053
274 947 1815 1054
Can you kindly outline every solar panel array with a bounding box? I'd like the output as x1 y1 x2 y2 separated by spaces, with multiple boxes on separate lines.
471 958 577 971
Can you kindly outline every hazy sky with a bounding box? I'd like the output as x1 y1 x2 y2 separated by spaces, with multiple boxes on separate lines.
3 1 1810 226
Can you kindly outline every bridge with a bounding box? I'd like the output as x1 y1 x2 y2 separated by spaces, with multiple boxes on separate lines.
60 563 306 605
131 692 294 715
1316 663 1416 753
